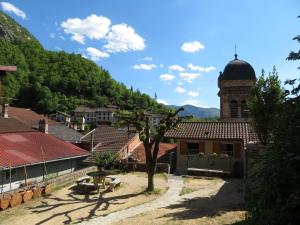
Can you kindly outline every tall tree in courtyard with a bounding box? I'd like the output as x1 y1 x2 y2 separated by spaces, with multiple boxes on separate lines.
287 15 300 68
244 16 300 225
115 107 183 191
248 67 285 145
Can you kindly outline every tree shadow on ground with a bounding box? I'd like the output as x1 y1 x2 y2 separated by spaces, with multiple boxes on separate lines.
160 179 245 222
27 184 142 225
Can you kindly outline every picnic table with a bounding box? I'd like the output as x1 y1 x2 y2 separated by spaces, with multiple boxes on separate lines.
86 171 111 192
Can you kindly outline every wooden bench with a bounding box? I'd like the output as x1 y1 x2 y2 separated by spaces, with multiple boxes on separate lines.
187 168 231 177
76 176 91 185
79 183 97 192
106 176 121 191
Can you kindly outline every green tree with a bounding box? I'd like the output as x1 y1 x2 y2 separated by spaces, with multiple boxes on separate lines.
245 17 300 224
248 67 284 145
115 107 183 191
287 15 300 68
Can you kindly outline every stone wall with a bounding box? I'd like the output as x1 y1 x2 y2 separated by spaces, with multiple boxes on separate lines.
1 166 97 194
46 166 98 188
219 79 254 122
126 162 170 174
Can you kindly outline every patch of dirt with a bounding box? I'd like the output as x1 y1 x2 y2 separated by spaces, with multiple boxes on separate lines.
0 172 167 225
180 176 223 195
115 178 245 225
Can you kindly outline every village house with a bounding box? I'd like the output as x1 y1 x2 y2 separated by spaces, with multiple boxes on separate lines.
0 117 89 193
72 106 118 125
7 106 83 143
165 54 258 176
129 142 177 172
79 125 141 163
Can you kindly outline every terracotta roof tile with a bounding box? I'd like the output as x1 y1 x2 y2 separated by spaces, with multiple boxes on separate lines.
8 107 59 126
0 118 34 133
81 126 138 163
165 122 257 144
131 143 176 162
0 132 89 168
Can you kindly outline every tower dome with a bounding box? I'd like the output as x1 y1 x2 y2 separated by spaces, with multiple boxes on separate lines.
219 54 256 82
218 54 256 122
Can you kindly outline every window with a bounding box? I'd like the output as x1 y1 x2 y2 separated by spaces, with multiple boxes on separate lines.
241 100 248 118
220 143 233 156
230 100 238 118
187 142 199 155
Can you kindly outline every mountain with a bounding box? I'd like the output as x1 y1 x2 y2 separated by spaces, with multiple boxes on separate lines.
169 104 220 118
0 12 162 114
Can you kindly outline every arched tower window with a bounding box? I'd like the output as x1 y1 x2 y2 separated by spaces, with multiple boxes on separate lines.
241 100 248 118
230 100 238 118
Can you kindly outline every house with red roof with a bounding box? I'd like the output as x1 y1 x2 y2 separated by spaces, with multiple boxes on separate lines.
165 122 257 176
0 117 89 193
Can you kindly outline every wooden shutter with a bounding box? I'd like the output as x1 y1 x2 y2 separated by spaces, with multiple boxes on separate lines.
233 143 241 159
213 142 221 154
198 141 205 153
180 141 187 155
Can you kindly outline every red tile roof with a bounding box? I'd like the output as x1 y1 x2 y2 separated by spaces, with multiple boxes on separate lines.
8 107 59 127
0 118 35 133
81 126 137 152
130 143 177 162
0 132 89 168
165 122 257 144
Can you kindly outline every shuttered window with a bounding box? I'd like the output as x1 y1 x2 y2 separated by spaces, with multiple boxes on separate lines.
213 142 221 154
180 141 187 155
233 143 242 159
199 141 205 153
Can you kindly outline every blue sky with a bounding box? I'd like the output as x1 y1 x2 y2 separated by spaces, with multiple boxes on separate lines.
1 0 299 108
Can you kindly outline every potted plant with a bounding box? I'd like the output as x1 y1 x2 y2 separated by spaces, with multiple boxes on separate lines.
95 152 116 171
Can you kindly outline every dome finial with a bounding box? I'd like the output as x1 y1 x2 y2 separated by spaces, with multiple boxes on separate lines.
234 44 238 60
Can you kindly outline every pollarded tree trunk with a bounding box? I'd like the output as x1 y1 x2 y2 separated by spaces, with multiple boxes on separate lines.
146 159 157 191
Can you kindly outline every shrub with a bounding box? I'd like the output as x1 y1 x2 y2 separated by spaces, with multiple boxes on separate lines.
95 151 116 169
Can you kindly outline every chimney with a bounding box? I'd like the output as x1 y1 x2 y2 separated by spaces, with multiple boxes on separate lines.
80 117 85 131
39 119 48 134
2 103 8 118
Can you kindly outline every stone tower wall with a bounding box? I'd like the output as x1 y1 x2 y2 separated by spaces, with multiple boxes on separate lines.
219 80 255 122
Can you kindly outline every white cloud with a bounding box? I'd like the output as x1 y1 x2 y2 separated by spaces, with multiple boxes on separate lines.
61 14 111 44
188 63 216 72
179 72 200 82
141 56 152 61
160 74 175 81
181 41 204 53
187 91 199 97
157 99 168 105
177 81 183 86
133 63 156 70
160 64 164 68
1 2 26 19
174 86 186 93
85 47 109 61
168 65 185 72
104 23 145 53
181 99 207 108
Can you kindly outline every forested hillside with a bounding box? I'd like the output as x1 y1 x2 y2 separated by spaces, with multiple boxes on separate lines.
169 104 219 119
0 12 162 114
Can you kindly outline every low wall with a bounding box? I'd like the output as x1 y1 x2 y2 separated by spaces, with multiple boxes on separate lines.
3 166 97 194
46 166 98 188
127 162 170 174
